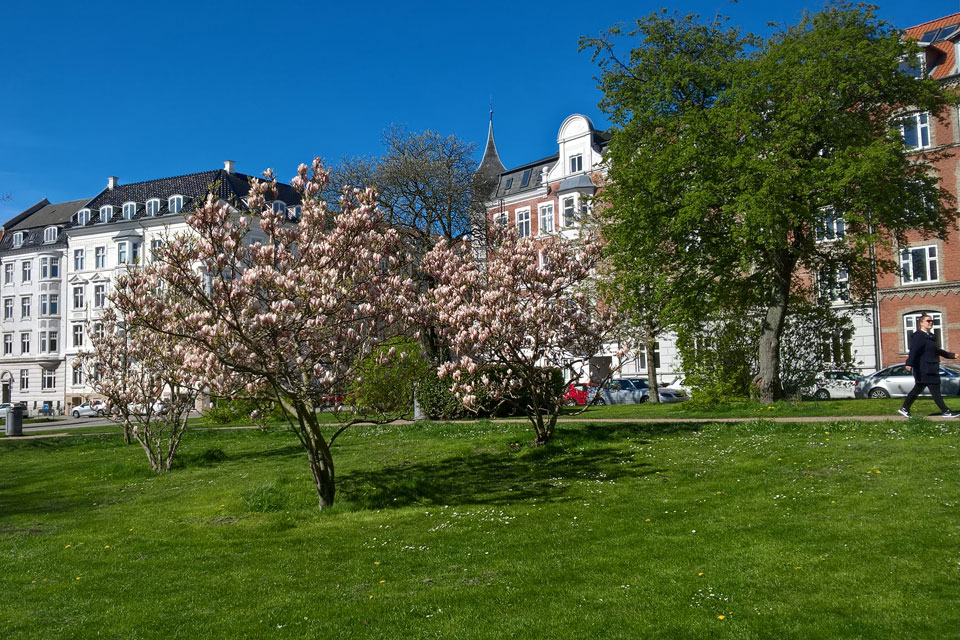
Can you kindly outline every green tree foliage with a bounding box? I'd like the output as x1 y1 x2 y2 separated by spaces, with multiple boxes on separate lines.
350 338 430 416
583 4 958 401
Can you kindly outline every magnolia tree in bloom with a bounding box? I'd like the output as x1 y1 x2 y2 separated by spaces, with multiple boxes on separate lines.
77 307 202 472
109 160 415 508
423 227 625 445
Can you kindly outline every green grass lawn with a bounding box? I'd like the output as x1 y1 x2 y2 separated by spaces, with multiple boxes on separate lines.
1 417 957 639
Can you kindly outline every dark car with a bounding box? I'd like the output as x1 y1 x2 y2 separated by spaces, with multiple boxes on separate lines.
854 363 960 399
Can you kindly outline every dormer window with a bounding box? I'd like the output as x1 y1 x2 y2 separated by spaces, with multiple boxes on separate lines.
569 154 583 173
272 201 287 215
146 199 161 217
898 51 924 79
287 205 302 221
99 205 113 224
123 202 136 220
76 209 91 226
169 195 184 214
43 226 58 243
11 232 23 249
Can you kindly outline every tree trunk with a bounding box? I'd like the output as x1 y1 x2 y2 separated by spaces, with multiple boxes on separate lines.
757 260 794 403
298 407 337 508
646 334 660 403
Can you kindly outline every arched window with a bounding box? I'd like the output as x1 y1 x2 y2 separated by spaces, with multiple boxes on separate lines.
123 202 137 220
169 195 184 214
11 232 24 248
146 199 161 217
99 205 113 224
43 227 58 243
75 209 91 226
272 201 287 215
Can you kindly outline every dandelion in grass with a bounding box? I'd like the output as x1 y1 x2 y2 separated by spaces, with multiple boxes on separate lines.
64 545 71 549
718 615 725 620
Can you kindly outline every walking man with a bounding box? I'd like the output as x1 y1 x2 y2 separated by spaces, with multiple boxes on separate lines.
898 314 960 418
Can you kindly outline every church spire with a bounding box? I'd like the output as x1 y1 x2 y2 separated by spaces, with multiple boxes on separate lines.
477 103 506 180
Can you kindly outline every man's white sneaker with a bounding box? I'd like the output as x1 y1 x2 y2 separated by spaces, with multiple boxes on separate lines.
940 410 960 418
897 407 911 418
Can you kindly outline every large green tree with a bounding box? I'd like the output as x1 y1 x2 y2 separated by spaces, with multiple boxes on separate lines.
583 4 957 401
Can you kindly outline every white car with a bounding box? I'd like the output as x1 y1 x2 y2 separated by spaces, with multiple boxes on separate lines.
72 402 100 418
805 371 860 400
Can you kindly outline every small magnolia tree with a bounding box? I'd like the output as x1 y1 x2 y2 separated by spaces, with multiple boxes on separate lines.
424 227 623 445
111 160 416 508
77 307 202 472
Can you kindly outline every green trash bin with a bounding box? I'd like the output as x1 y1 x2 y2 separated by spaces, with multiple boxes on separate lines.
5 406 23 436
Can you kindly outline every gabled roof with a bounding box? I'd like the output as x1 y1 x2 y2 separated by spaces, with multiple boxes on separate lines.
904 13 960 80
0 198 93 252
77 169 301 226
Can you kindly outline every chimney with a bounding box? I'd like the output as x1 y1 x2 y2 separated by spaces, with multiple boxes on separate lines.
107 176 119 190
224 160 235 174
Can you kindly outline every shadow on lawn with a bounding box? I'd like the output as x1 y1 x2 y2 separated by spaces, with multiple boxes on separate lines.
337 422 686 511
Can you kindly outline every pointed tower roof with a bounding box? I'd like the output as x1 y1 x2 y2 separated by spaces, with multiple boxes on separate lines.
477 107 506 180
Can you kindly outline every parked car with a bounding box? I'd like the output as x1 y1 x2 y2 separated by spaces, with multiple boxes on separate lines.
72 402 100 418
0 402 30 419
804 371 860 399
664 376 692 396
622 378 689 403
564 383 592 406
593 379 648 405
854 363 960 399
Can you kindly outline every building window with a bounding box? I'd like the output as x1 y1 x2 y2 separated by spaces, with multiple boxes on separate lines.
905 311 943 348
287 205 302 222
123 202 137 220
638 342 662 370
95 246 106 269
20 332 30 354
150 239 163 262
494 212 508 227
76 209 91 226
72 324 84 348
42 369 55 390
99 206 113 223
12 232 24 249
816 209 844 242
94 284 106 308
20 296 29 319
74 249 85 271
539 203 554 234
169 195 184 214
43 227 58 243
40 294 59 316
818 268 849 302
898 52 924 78
118 243 127 264
3 298 12 320
93 322 103 340
563 197 576 227
73 286 85 309
21 261 30 282
570 154 583 173
3 334 12 355
516 208 531 238
40 257 59 279
3 264 12 284
900 245 938 283
272 201 286 215
20 369 28 391
146 199 160 217
72 366 83 386
900 112 931 150
821 328 853 365
40 330 58 353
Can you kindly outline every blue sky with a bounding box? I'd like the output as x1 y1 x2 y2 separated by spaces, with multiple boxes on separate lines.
2 0 958 222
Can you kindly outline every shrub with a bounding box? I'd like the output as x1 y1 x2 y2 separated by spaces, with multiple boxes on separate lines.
417 365 564 420
350 337 430 416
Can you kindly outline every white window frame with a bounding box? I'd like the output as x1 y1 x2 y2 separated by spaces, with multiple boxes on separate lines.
74 249 85 272
3 334 12 355
76 209 91 226
95 247 106 269
72 366 83 386
538 203 554 235
515 208 531 238
3 298 12 320
272 201 286 215
818 268 849 303
43 226 58 243
3 263 12 284
20 296 29 319
94 284 106 308
20 332 30 354
146 199 160 217
900 111 931 150
99 205 113 224
42 369 55 390
900 245 938 284
72 323 84 348
21 261 30 282
73 286 85 309
493 212 508 228
169 195 184 214
20 368 28 391
562 196 576 227
11 232 24 249
816 208 844 242
123 202 137 220
569 154 583 173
